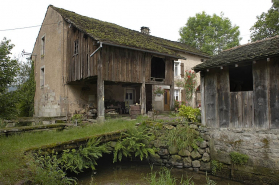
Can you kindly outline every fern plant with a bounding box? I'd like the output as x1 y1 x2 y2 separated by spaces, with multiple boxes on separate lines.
113 126 155 163
59 137 111 173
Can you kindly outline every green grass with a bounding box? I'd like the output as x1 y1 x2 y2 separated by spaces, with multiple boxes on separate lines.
0 118 136 184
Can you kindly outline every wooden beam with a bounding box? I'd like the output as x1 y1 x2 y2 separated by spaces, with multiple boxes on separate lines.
97 48 105 123
140 53 146 114
200 75 206 126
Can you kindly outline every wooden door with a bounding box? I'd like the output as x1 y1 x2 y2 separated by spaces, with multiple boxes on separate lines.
164 89 170 111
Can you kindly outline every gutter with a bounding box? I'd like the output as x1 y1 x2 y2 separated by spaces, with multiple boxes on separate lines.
90 42 103 57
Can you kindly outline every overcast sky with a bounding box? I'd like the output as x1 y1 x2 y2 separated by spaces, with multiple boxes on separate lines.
0 0 272 60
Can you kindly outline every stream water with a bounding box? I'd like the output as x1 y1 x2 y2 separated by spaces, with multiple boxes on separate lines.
77 155 244 185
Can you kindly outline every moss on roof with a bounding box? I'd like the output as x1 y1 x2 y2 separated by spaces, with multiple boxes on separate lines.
193 35 279 72
50 5 209 58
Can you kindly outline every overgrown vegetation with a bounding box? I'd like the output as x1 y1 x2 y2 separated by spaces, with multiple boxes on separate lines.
178 105 201 123
113 126 155 162
211 160 223 175
71 114 83 124
146 167 216 185
0 118 136 184
230 151 249 165
166 124 203 151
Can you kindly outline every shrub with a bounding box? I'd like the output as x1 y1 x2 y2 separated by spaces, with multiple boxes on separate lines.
166 124 203 150
71 114 83 124
178 105 201 123
230 151 249 165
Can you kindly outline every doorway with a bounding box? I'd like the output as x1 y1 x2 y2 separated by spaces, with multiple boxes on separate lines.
164 89 170 111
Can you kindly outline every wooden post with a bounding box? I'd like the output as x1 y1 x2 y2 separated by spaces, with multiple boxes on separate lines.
200 74 206 126
140 53 146 114
170 84 174 110
140 83 146 114
97 48 105 123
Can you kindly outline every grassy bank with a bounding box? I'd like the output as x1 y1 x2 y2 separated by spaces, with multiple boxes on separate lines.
0 118 137 184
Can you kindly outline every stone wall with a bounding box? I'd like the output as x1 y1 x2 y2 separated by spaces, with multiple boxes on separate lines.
208 128 279 185
149 123 211 172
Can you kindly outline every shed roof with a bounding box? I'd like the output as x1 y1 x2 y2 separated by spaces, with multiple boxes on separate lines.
193 35 279 72
50 5 210 59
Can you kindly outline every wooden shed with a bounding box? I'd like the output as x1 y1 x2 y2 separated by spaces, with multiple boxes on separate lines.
193 36 279 129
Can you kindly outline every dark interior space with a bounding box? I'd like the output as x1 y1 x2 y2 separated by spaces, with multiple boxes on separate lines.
229 64 253 92
151 57 165 81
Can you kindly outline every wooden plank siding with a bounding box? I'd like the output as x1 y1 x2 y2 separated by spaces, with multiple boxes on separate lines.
204 69 218 128
66 28 174 85
216 67 230 128
269 57 279 128
202 58 278 129
253 60 269 129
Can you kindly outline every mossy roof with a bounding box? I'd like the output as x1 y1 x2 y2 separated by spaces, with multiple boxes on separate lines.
50 5 209 58
193 35 279 72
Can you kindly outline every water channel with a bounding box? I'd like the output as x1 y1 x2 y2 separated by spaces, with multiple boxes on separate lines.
77 155 244 185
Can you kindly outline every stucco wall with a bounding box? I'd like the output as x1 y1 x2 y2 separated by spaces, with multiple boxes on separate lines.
33 7 68 117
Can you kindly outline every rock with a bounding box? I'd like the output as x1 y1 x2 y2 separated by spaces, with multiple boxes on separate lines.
198 148 205 155
192 160 201 168
168 145 178 155
188 146 193 152
193 168 199 172
110 141 117 148
183 157 192 167
42 121 51 125
149 154 162 165
164 125 174 130
176 165 184 169
206 148 210 154
158 148 169 156
200 161 211 171
190 124 198 129
200 140 207 148
171 155 182 161
6 123 15 127
178 149 191 157
190 150 202 160
202 153 210 162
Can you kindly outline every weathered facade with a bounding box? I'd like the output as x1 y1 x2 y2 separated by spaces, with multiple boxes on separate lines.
194 36 279 184
194 36 279 129
32 5 207 121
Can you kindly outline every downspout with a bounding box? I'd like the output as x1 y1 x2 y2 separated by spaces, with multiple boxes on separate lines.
90 42 103 57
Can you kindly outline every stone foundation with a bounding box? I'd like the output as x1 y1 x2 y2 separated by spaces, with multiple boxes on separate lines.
149 123 211 172
208 128 279 185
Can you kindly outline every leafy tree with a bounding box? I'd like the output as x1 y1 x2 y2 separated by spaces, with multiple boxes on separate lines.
250 2 279 42
17 60 35 117
0 38 20 119
179 12 241 55
0 38 19 94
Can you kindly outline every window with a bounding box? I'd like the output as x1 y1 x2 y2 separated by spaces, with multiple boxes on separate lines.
41 36 45 57
174 63 179 77
174 89 179 101
229 64 253 92
40 67 45 87
74 40 79 55
151 57 165 81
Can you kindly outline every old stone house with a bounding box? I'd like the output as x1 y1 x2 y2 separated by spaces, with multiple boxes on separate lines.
32 5 208 121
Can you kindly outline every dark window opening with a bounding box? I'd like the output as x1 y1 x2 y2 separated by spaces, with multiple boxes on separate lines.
164 91 168 104
229 64 253 92
74 40 79 55
151 57 165 81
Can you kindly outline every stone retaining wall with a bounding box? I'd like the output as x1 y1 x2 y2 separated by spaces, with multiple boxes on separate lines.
208 128 279 185
149 123 211 172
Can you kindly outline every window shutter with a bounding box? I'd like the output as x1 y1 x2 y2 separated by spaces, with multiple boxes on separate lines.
181 89 186 102
180 63 184 78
